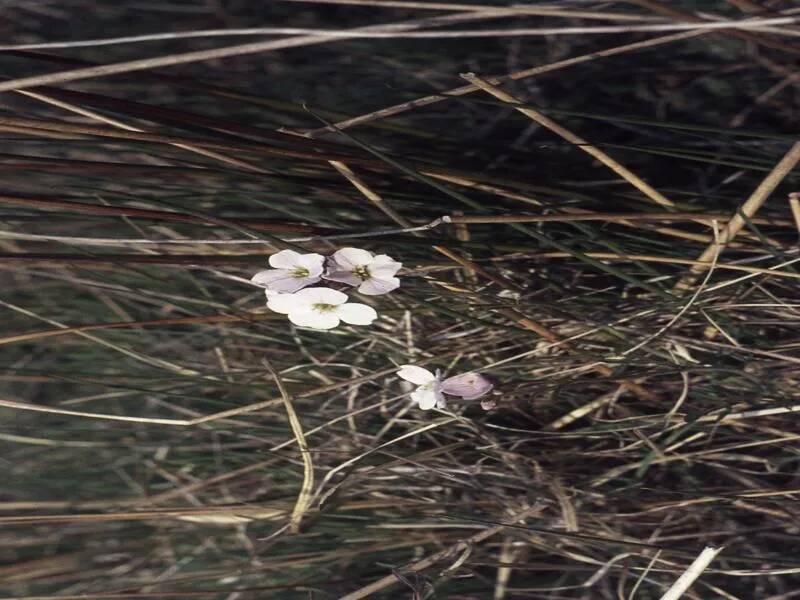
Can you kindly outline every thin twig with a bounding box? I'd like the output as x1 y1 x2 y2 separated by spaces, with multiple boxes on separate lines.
1 18 796 57
0 11 513 93
274 0 667 22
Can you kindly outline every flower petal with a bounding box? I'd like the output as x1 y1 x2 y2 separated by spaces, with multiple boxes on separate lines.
252 269 318 293
397 365 436 385
322 270 362 286
332 247 373 269
288 309 340 330
358 276 399 296
335 302 378 325
293 287 348 305
251 268 285 285
441 372 493 399
269 249 303 269
370 256 402 277
267 293 300 314
296 253 325 277
411 387 441 410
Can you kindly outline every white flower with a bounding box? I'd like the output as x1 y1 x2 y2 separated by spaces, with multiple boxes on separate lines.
397 365 445 410
397 365 494 410
267 287 377 330
323 247 402 296
251 249 324 293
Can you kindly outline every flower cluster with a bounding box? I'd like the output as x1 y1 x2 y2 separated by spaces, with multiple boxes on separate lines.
251 249 498 412
397 365 493 410
251 248 401 330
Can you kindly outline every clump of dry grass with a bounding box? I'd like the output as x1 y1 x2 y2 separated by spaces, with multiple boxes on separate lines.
2 1 800 598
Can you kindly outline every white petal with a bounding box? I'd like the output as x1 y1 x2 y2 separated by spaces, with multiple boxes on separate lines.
335 302 377 325
267 293 300 314
332 247 373 269
269 249 303 269
293 287 348 306
411 388 440 410
296 253 325 277
288 308 340 329
322 270 362 286
371 254 398 266
370 256 402 277
397 365 436 385
358 276 399 296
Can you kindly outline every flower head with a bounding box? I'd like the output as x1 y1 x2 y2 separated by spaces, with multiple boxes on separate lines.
324 247 401 296
397 365 494 410
397 365 445 410
251 249 324 293
267 287 377 330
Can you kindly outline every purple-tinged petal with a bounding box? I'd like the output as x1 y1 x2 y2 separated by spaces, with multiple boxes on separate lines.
322 270 362 287
440 372 493 400
358 276 399 296
253 269 317 293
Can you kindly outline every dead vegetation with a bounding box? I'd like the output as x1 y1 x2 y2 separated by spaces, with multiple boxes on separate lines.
2 1 800 598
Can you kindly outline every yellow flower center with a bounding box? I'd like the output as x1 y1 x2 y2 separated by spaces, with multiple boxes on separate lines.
313 303 336 312
291 267 310 278
354 265 371 280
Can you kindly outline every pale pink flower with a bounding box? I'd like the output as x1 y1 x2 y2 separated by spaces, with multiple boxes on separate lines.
440 372 495 400
267 287 377 330
323 247 401 296
397 365 493 410
251 249 324 293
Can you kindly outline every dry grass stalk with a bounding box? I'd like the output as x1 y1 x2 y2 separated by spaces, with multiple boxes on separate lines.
460 72 675 208
676 141 800 290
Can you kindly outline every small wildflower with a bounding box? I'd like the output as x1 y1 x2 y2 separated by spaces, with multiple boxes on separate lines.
397 365 493 410
397 365 445 410
267 287 377 330
324 247 401 296
251 249 324 293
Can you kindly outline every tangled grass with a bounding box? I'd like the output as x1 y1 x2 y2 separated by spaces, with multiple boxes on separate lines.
2 1 800 598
